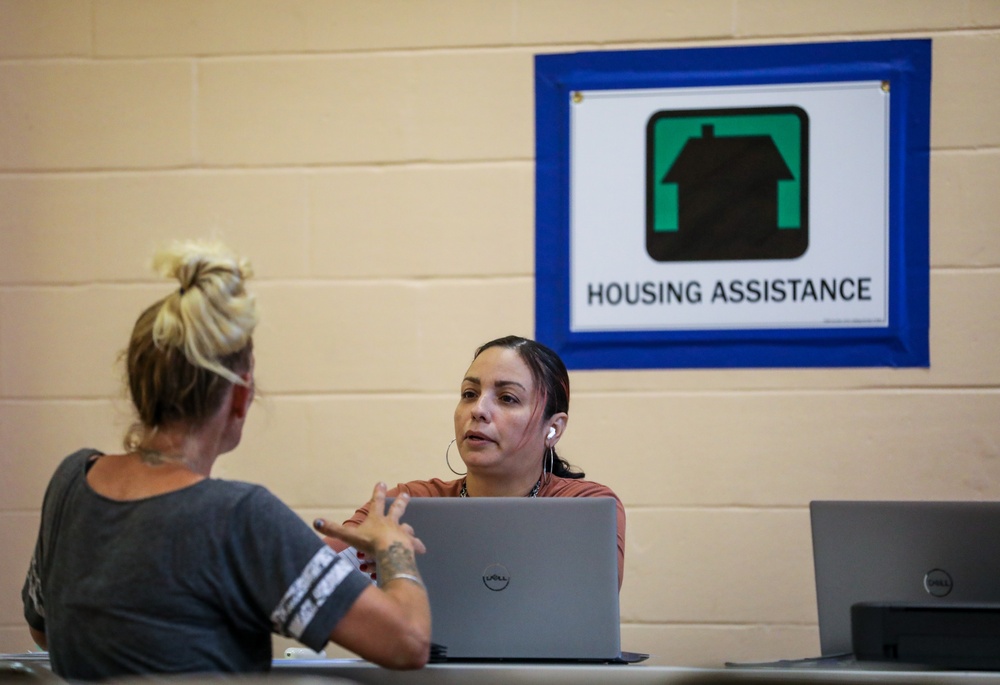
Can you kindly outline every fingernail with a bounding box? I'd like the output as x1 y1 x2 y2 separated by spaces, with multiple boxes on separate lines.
400 492 410 500
313 519 325 529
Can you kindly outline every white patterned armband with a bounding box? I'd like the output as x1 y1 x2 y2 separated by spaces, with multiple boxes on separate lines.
270 546 352 640
25 554 45 618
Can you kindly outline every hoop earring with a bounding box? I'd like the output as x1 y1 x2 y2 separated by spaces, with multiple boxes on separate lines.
543 447 554 483
445 439 467 476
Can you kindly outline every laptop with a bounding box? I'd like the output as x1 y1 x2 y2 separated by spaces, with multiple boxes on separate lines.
810 500 1000 657
386 497 644 663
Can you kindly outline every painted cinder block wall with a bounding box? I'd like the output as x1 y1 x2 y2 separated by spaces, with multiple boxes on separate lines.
1 0 999 667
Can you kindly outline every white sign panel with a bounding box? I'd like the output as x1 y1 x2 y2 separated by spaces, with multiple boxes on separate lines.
569 81 889 332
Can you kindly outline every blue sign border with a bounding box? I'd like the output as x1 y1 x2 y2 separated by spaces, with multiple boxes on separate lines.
534 40 931 369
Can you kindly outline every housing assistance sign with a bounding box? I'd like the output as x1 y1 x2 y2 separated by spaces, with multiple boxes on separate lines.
534 40 930 369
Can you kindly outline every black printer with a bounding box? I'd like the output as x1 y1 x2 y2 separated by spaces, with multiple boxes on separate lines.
852 601 1000 670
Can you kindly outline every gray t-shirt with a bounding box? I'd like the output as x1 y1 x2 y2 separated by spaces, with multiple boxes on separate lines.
23 449 371 681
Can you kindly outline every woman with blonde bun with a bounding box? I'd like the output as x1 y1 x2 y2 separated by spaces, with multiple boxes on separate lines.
22 241 430 680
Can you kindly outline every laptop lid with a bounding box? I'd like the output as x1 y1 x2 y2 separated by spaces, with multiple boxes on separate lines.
391 497 622 661
810 500 1000 656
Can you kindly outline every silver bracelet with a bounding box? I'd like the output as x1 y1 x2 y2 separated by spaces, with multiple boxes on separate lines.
382 573 425 589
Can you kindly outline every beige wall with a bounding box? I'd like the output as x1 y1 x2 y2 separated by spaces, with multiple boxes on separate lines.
2 0 999 668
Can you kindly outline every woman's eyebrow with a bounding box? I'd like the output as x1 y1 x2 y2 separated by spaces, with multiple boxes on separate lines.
462 376 527 391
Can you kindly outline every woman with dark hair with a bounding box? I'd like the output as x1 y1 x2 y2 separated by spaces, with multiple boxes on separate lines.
336 335 625 587
22 241 431 680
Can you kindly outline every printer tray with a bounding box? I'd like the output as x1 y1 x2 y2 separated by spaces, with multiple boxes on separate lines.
852 601 1000 670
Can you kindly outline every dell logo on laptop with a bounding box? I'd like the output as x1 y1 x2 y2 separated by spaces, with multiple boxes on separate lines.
482 563 510 591
923 568 953 597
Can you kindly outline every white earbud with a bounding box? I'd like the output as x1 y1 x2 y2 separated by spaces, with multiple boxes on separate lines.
547 427 556 440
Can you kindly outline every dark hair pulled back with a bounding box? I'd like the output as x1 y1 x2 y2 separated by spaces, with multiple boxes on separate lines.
473 335 583 479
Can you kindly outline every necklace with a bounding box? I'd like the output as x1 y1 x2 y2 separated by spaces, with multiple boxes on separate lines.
134 446 198 469
135 447 179 465
459 478 541 498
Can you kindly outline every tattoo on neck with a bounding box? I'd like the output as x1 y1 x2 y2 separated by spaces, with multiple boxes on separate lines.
377 541 419 578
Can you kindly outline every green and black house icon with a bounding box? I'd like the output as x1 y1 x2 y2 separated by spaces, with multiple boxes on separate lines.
646 106 809 262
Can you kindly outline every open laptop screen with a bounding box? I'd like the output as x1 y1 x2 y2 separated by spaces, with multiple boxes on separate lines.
390 497 622 661
810 500 1000 656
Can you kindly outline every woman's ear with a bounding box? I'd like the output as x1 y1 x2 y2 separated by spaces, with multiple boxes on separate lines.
546 413 568 445
231 373 254 420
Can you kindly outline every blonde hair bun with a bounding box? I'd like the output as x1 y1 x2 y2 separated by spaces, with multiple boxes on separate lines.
151 240 257 385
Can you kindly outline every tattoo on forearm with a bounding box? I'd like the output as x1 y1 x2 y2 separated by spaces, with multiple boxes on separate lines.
377 542 420 578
